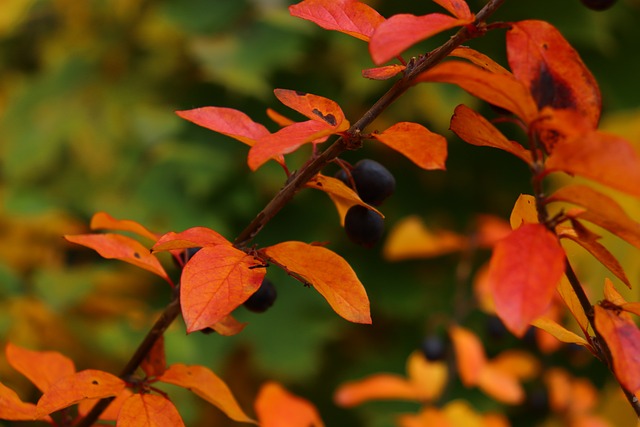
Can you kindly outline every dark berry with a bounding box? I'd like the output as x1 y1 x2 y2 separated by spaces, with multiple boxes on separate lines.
580 0 617 10
185 246 201 261
350 159 396 206
243 278 277 313
334 168 349 185
420 335 447 361
344 205 384 248
486 315 509 341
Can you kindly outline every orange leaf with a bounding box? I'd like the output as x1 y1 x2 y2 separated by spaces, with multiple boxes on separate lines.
36 370 125 417
0 382 41 421
509 194 538 229
362 64 406 80
78 389 133 421
248 120 335 171
141 336 166 378
117 394 184 427
489 350 541 381
507 20 601 127
397 406 449 427
594 305 640 393
486 223 565 336
547 184 640 249
449 46 511 75
450 104 532 164
433 0 473 20
255 382 324 427
208 314 248 336
305 174 382 225
474 214 512 248
176 107 270 147
273 89 348 130
5 343 75 393
530 317 589 346
334 375 422 407
557 275 590 335
372 122 447 170
180 245 265 333
449 325 487 386
477 364 525 404
370 14 470 65
603 278 627 306
64 234 171 284
289 0 385 42
159 364 256 424
263 241 371 324
90 212 159 242
266 108 295 127
546 131 640 197
153 227 231 252
383 216 467 261
406 352 448 401
415 61 538 123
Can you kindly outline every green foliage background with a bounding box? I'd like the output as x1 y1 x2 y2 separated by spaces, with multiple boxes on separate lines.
1 0 639 425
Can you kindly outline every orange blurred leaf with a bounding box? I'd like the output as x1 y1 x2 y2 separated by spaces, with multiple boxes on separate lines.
255 381 324 427
397 406 449 427
141 336 166 378
176 107 270 147
594 305 640 394
36 370 125 417
474 214 512 248
546 131 640 197
383 216 467 261
416 61 538 123
90 212 159 242
159 364 256 424
406 352 448 402
362 64 406 80
507 20 601 127
180 245 265 333
531 317 589 347
489 350 541 381
289 0 385 42
273 89 348 130
486 223 565 336
117 394 184 427
450 104 532 164
334 375 423 408
0 382 41 421
5 343 75 394
449 325 487 386
263 241 371 324
64 234 171 284
369 14 471 65
208 314 248 336
153 226 231 252
372 122 447 170
477 364 525 404
433 0 473 20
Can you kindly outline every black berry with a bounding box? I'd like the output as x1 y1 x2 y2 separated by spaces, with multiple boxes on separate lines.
580 0 617 10
344 205 384 248
243 278 277 313
349 159 396 206
420 335 447 361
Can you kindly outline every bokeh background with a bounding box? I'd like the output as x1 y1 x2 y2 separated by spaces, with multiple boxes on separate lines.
1 0 640 425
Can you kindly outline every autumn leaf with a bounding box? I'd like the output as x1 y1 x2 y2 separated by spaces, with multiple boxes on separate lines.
530 317 589 347
556 275 590 335
90 212 159 242
153 226 231 252
36 370 125 417
477 364 525 404
141 336 166 378
509 194 538 229
159 364 256 424
486 223 565 336
176 107 270 146
5 343 75 393
289 0 385 42
263 241 371 324
371 122 448 170
433 0 473 20
450 104 532 164
362 64 406 80
117 394 184 427
449 325 487 386
594 305 640 394
273 89 348 130
207 314 248 336
0 382 41 421
64 234 172 284
255 382 324 427
78 389 133 421
180 245 265 333
507 20 601 127
449 46 511 75
370 13 471 65
266 108 295 127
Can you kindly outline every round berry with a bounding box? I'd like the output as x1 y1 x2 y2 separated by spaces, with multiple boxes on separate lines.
344 205 384 248
350 159 396 206
580 0 616 10
243 278 277 313
420 335 447 361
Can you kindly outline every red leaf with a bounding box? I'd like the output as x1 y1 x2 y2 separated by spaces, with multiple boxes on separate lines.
433 0 473 20
547 184 640 249
180 245 265 333
141 336 166 378
255 381 324 427
117 394 184 427
6 343 75 393
546 131 640 197
507 20 601 127
263 241 371 324
90 212 159 242
594 306 640 394
362 64 406 80
450 104 532 164
176 107 270 146
37 370 125 417
372 122 447 170
289 0 385 42
64 234 172 284
153 226 231 252
415 61 538 123
273 89 348 130
159 364 256 424
0 382 41 421
486 224 565 336
248 120 335 171
369 13 470 65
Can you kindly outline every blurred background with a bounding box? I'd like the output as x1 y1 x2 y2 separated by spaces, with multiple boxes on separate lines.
1 0 639 425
